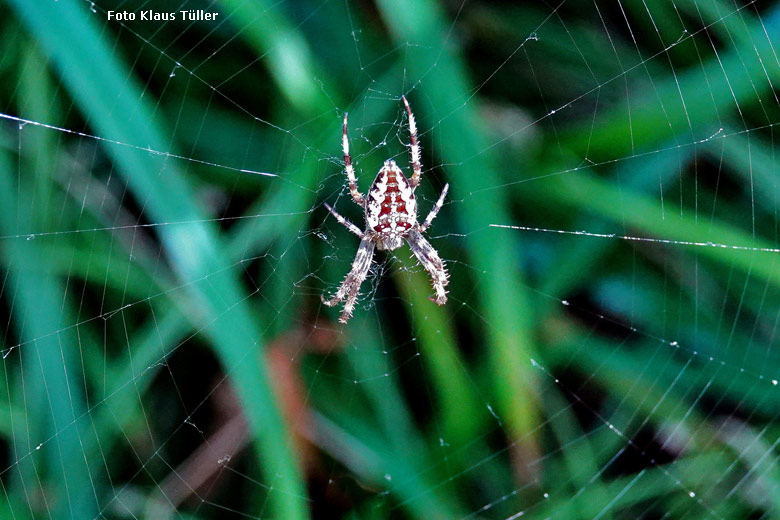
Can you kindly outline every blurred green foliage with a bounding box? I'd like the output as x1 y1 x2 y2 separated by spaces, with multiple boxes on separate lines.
1 0 780 518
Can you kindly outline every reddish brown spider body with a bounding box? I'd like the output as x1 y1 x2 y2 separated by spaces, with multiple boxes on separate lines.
322 97 449 323
366 160 417 250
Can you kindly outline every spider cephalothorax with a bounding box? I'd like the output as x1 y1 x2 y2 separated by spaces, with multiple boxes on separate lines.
322 96 449 323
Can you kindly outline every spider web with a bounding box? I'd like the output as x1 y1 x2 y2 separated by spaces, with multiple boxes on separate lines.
0 0 779 518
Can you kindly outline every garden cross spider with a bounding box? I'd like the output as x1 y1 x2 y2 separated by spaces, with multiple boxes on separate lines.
322 96 450 323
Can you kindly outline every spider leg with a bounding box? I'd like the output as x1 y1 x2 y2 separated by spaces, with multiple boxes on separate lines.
343 112 365 206
401 96 422 188
324 202 364 237
419 183 449 233
322 237 376 323
405 228 448 305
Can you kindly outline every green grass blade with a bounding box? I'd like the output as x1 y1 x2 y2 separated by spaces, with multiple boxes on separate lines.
376 0 542 471
6 0 309 517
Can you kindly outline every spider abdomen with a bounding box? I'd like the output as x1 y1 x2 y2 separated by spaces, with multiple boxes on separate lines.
366 160 417 250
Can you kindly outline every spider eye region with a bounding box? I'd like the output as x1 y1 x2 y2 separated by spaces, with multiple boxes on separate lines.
366 163 417 249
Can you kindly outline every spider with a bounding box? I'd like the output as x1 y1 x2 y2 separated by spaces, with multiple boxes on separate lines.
322 96 450 323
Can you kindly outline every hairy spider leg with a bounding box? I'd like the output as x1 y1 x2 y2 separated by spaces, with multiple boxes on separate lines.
343 113 364 206
324 202 363 237
420 183 449 233
405 228 448 305
321 238 376 323
402 96 422 188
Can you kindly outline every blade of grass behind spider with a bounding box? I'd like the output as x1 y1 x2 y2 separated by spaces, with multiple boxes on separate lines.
535 170 780 291
394 255 488 446
6 1 309 517
0 231 99 519
0 147 101 517
215 0 341 333
562 2 780 160
713 128 780 221
543 386 614 520
393 258 517 502
0 46 99 518
343 317 464 519
535 451 736 518
538 143 690 304
217 0 322 113
376 0 542 476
